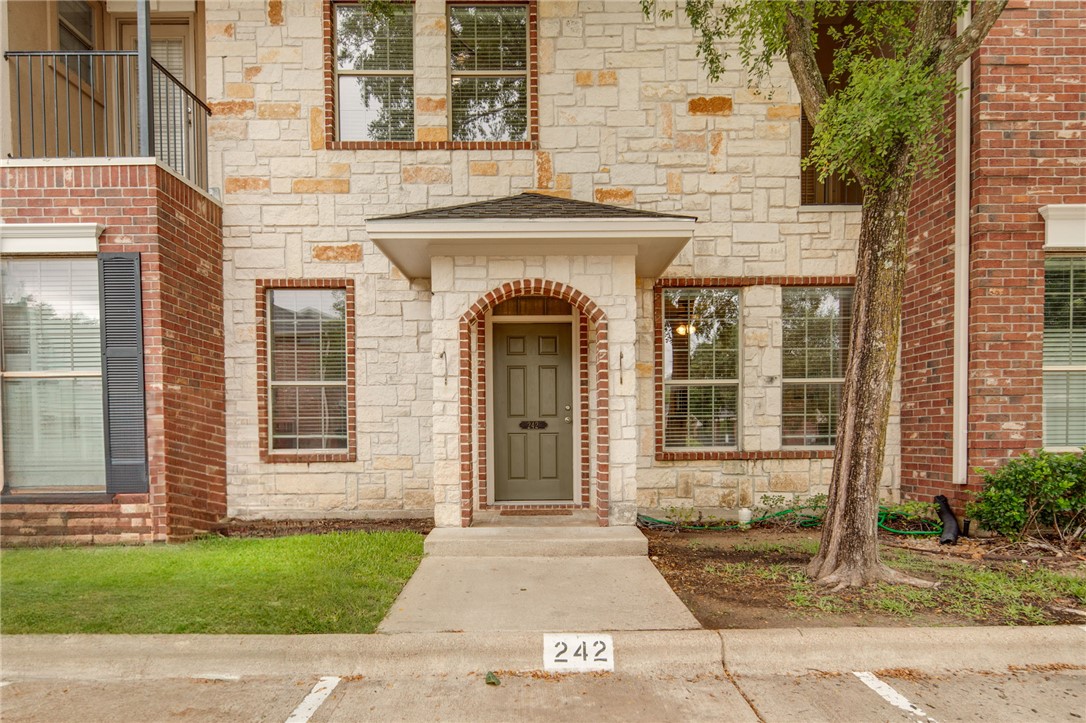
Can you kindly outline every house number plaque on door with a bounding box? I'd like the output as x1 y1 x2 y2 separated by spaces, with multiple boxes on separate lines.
519 420 548 430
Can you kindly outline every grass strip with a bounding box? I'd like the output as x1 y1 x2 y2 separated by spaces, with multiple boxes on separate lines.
0 531 423 634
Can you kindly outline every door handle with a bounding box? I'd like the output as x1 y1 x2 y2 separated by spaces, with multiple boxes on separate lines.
564 417 572 424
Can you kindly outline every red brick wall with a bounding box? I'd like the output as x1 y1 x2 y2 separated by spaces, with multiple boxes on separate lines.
903 0 1086 504
156 170 227 539
0 495 154 547
0 162 225 544
902 107 957 501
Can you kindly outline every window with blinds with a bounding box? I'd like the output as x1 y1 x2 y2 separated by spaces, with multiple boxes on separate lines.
268 289 349 452
448 5 528 142
335 3 414 142
782 287 853 447
0 258 106 491
800 15 862 205
662 288 740 449
1044 257 1086 447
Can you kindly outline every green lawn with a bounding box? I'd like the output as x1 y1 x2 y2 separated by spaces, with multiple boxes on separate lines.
0 531 423 634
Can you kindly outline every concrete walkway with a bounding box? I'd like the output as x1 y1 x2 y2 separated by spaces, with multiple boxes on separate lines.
378 527 700 633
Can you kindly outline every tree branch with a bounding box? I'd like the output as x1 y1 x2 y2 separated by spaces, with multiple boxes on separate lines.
781 7 828 123
935 0 1009 76
912 0 957 66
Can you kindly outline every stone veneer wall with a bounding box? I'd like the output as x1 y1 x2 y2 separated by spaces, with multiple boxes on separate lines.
207 0 899 520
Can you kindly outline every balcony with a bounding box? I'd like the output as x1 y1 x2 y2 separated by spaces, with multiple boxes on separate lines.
5 50 210 192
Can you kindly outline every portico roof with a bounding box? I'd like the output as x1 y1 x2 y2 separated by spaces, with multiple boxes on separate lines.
365 192 697 280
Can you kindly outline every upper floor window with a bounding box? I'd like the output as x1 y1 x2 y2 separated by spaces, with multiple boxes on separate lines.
801 16 862 205
335 2 415 142
448 4 528 142
661 288 740 449
58 0 95 77
1044 256 1086 447
782 287 853 447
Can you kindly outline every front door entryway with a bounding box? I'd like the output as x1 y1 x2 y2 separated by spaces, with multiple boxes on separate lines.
493 323 574 501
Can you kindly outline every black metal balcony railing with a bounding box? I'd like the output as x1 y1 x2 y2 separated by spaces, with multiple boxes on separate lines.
5 50 210 191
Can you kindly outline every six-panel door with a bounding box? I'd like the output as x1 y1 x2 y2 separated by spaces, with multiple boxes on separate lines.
493 323 574 501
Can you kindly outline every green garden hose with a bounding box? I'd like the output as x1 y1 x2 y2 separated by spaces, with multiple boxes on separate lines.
639 506 942 536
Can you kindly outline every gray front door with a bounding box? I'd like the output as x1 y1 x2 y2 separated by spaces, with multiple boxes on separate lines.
493 323 574 501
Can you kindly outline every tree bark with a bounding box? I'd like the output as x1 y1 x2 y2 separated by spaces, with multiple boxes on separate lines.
806 151 935 589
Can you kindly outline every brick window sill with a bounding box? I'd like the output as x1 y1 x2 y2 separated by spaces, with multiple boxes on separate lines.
0 492 131 505
327 140 538 152
262 453 356 464
656 450 835 461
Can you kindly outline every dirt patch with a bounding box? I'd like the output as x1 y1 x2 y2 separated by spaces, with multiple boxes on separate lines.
213 517 434 538
645 527 1086 629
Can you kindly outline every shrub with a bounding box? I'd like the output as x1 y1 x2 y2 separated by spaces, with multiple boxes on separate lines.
966 449 1086 543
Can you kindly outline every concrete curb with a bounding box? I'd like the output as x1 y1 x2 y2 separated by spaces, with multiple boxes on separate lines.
0 631 722 680
2 627 1082 682
719 626 1086 675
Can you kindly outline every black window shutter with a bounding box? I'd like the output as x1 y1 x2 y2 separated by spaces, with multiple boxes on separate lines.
99 253 149 494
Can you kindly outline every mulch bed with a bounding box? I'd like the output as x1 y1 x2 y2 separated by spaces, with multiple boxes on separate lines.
213 517 434 538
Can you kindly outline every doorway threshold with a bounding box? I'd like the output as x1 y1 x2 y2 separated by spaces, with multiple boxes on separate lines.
472 509 598 527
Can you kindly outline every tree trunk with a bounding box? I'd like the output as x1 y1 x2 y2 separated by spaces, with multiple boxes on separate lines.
807 157 935 589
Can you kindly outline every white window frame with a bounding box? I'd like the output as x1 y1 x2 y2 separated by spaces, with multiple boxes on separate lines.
0 222 105 492
781 286 852 449
333 1 415 142
447 3 529 142
660 286 742 451
265 287 350 455
1040 204 1086 450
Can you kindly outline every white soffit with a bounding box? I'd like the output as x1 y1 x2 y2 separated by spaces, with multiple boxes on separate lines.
1039 204 1086 250
365 218 697 280
0 223 104 254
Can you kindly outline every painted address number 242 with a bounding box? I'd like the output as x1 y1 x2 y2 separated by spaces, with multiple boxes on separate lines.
543 633 615 672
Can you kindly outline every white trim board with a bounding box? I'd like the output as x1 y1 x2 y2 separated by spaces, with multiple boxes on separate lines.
1040 204 1086 250
0 223 104 254
366 217 695 280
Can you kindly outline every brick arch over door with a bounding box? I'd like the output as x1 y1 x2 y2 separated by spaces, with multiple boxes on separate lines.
459 279 610 527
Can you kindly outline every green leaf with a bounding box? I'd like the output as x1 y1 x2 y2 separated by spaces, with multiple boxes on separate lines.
485 671 501 686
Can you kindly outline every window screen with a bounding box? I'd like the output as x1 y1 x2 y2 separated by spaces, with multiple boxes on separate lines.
662 288 740 449
335 3 414 141
1044 257 1086 446
448 5 528 142
782 287 853 447
0 258 106 490
268 288 349 452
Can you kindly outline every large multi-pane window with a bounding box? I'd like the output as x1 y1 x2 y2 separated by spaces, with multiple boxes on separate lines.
782 287 853 447
1044 257 1086 447
662 288 740 449
0 258 106 490
268 288 349 452
448 5 528 142
335 2 414 141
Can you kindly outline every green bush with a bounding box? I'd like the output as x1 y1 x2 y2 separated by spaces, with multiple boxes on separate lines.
966 449 1086 542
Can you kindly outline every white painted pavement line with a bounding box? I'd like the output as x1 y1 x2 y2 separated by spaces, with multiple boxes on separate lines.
854 671 938 723
285 676 341 723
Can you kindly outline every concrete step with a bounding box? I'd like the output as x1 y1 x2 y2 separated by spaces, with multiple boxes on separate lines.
424 526 648 557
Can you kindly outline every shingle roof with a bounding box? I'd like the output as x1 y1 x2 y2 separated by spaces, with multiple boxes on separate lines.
370 192 697 221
